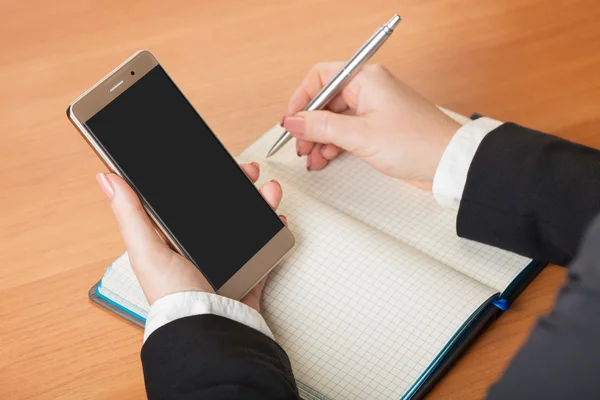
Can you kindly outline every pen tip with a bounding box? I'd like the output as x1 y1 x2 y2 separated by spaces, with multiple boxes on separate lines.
266 146 277 158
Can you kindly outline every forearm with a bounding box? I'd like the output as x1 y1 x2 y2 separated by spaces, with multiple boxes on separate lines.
142 314 299 400
488 214 600 399
141 292 297 399
457 124 600 265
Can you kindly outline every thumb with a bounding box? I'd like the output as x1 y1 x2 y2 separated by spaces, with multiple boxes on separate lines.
283 110 366 152
96 173 167 261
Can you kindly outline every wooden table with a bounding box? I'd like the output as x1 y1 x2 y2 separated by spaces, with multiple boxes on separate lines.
2 0 599 398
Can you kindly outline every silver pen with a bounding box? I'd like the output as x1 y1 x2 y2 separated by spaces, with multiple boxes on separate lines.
266 14 401 158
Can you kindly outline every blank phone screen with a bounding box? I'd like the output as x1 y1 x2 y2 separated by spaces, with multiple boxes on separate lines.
84 65 283 290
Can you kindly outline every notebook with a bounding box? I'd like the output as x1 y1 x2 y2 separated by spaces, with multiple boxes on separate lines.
90 109 545 400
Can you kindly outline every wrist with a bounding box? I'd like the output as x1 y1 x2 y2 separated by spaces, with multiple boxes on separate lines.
432 116 502 209
434 117 462 171
144 291 274 342
417 116 461 190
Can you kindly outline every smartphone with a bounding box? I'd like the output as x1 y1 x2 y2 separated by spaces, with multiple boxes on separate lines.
67 50 294 300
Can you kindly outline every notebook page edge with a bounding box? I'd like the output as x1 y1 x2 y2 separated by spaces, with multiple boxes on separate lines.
98 252 150 317
96 281 148 321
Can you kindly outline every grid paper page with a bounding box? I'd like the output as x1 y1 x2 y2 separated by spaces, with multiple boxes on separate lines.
256 185 497 399
240 124 530 293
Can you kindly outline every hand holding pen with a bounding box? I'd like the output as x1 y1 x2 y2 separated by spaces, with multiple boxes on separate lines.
273 14 462 190
267 14 401 157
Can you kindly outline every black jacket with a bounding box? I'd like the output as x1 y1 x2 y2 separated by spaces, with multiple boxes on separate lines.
142 123 600 400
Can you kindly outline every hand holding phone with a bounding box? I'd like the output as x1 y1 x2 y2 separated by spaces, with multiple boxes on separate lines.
68 51 294 300
97 162 286 311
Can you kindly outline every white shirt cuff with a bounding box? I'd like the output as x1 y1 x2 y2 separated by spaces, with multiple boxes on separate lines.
432 117 503 209
144 291 274 342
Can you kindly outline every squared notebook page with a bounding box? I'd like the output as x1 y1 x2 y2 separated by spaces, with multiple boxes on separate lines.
250 184 497 400
239 123 530 293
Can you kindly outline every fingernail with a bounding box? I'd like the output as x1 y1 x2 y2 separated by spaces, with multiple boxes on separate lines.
306 157 312 171
282 116 305 136
280 215 287 224
251 161 260 171
96 173 115 200
270 179 279 185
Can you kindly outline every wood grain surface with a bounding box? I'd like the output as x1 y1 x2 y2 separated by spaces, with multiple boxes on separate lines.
1 0 599 398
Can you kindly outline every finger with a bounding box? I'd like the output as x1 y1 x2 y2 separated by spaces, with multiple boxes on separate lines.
284 110 366 153
240 162 260 183
285 62 344 116
295 108 352 157
404 179 434 191
320 143 342 160
297 138 315 156
241 274 269 312
258 180 283 210
284 62 359 117
279 214 288 226
99 174 168 261
307 144 329 172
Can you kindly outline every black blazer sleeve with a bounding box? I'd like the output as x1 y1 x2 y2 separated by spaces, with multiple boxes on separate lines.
141 314 299 400
457 123 600 266
488 214 600 399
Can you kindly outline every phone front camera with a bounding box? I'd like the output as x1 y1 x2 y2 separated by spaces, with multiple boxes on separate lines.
130 71 135 76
